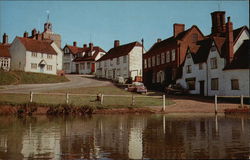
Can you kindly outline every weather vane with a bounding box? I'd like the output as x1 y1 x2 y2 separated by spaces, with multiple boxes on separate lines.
46 10 50 22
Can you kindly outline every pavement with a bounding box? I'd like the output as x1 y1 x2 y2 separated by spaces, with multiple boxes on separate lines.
0 74 113 93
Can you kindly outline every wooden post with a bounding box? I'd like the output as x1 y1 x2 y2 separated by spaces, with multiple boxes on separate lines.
162 94 166 111
240 95 244 108
101 94 104 105
132 95 135 106
214 94 218 114
30 91 33 103
66 93 69 104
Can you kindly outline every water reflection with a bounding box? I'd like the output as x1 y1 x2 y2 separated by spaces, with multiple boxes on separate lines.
0 114 249 159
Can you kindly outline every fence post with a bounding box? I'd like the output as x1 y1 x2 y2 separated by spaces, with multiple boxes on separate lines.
214 94 218 114
66 93 69 104
101 94 104 105
132 95 135 106
240 95 244 108
162 94 166 111
30 91 33 103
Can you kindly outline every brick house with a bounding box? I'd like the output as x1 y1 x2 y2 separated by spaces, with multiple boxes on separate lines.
143 24 205 89
96 40 145 82
0 33 11 71
177 11 249 96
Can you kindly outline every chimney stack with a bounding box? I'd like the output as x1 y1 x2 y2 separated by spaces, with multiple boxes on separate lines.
211 11 226 35
157 38 162 43
89 43 93 51
174 24 185 37
226 16 234 65
2 33 8 44
32 29 37 37
23 31 28 38
73 41 77 47
83 44 87 49
114 40 120 48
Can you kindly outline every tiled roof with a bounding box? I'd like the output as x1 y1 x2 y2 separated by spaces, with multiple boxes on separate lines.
17 37 57 55
144 25 203 57
0 44 11 58
66 45 84 55
73 47 106 62
224 40 250 70
97 41 142 62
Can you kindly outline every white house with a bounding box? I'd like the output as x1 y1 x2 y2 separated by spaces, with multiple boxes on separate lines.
0 33 11 71
96 40 145 82
177 16 249 96
9 36 63 75
73 43 106 74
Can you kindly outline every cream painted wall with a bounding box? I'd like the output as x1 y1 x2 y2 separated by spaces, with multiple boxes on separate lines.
51 42 63 71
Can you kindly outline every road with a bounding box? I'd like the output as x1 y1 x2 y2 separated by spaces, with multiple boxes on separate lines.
0 75 113 93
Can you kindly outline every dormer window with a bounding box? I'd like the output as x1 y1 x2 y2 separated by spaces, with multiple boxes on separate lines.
211 43 216 52
187 53 191 59
192 33 198 43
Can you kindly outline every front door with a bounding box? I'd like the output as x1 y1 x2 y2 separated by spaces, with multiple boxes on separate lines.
91 63 95 73
40 64 45 73
199 81 205 96
76 64 79 74
113 70 115 79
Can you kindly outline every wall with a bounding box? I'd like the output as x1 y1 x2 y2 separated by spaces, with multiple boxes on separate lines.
234 29 249 53
9 38 26 71
129 46 144 80
51 42 63 71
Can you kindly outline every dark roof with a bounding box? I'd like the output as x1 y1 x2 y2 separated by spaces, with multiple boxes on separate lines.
224 40 250 70
144 25 203 57
73 47 106 62
0 44 11 58
97 41 142 62
191 38 212 64
17 37 57 55
233 26 249 42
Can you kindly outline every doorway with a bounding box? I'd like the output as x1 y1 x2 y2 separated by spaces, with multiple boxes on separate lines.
199 81 205 96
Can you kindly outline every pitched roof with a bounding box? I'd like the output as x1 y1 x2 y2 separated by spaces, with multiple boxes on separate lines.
73 46 106 62
0 44 11 58
66 45 84 55
224 40 250 70
233 26 249 43
97 41 142 62
144 25 203 57
17 37 57 55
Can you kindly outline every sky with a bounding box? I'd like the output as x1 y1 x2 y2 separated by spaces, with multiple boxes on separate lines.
0 1 249 51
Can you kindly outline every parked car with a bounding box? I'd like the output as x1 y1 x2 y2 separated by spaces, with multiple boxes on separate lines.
127 82 147 94
165 84 188 95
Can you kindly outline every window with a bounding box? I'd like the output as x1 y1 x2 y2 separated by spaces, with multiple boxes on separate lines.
148 58 151 68
199 63 203 70
161 52 165 64
123 56 127 63
31 63 37 69
64 48 69 53
192 33 198 43
99 62 102 68
171 49 176 61
104 61 107 67
47 65 52 71
186 79 195 90
152 56 155 67
211 78 219 90
31 52 37 57
231 79 239 90
117 57 120 65
63 63 70 70
186 65 192 73
156 55 160 65
47 54 52 59
87 62 90 69
80 63 85 70
110 59 113 66
210 57 217 69
211 44 216 52
166 51 170 63
144 59 147 69
187 53 191 59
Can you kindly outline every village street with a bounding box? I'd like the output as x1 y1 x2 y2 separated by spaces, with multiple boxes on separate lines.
0 75 113 93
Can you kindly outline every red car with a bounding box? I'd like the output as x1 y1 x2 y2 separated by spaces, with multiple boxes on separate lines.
127 82 147 94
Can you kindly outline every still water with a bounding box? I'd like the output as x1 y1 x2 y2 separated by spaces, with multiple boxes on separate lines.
0 114 249 159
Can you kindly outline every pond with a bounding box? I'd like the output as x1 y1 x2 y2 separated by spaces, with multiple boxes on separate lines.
0 114 249 159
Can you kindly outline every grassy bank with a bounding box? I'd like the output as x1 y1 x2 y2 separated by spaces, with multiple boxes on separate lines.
0 71 69 85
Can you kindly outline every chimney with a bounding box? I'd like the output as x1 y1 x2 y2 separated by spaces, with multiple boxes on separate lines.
157 38 162 43
32 29 37 37
83 44 87 49
226 16 234 65
89 43 93 51
114 40 120 47
211 11 226 35
73 41 77 47
2 33 8 44
174 24 185 37
23 31 28 38
36 31 41 40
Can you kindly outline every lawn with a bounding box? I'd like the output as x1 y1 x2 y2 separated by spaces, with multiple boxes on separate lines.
0 71 69 85
0 85 174 107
